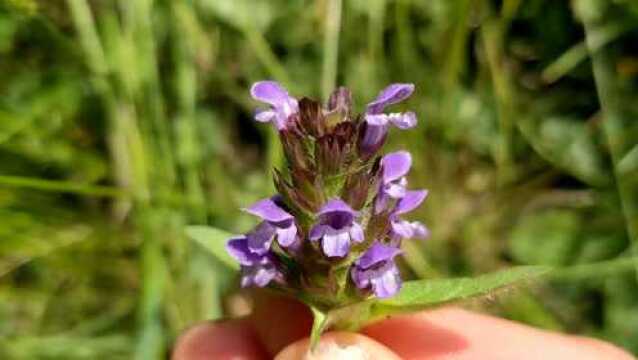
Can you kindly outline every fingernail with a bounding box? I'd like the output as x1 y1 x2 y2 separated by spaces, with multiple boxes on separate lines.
275 332 400 360
304 339 369 360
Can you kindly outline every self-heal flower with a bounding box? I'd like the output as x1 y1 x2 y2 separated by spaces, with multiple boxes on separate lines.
351 242 402 298
243 197 298 252
375 151 412 213
390 190 429 241
251 81 298 130
226 235 282 288
310 199 364 258
359 83 417 156
222 81 429 304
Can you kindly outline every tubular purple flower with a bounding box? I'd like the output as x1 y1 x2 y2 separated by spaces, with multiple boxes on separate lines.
375 151 412 212
359 84 417 156
351 242 403 298
243 197 299 249
389 190 430 241
226 236 283 288
251 81 298 130
310 199 365 258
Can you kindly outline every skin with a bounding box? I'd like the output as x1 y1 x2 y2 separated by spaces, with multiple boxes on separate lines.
172 293 635 360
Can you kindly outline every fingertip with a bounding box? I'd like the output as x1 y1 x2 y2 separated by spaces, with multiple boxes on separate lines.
172 319 267 360
570 336 636 360
363 307 636 360
275 331 402 360
250 291 313 355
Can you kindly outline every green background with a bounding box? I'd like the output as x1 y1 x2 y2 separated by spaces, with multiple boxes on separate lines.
1 0 638 358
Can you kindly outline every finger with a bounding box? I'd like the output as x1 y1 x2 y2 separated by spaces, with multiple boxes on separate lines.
362 307 634 360
249 291 313 356
172 318 268 360
275 331 402 360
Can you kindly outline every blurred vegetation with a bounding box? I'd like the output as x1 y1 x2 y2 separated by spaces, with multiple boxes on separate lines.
0 0 637 358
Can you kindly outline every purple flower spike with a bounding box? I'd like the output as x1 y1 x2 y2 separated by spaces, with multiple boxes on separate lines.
359 84 417 157
351 242 403 298
251 81 298 130
310 199 364 258
244 197 299 249
226 236 282 288
366 84 415 114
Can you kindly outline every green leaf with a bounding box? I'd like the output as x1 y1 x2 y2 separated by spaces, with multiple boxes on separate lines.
372 266 549 317
185 226 239 271
309 306 328 351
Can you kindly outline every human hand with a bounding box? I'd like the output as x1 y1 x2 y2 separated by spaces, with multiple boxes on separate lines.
172 293 634 360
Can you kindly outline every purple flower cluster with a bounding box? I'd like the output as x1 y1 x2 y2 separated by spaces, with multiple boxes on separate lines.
226 81 428 300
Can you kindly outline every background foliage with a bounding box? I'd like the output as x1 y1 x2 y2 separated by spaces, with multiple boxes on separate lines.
1 0 637 358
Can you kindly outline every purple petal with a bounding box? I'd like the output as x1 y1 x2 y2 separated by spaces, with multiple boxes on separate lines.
255 109 276 123
374 191 390 214
226 236 261 266
371 263 402 298
244 198 293 223
359 122 388 157
365 114 390 126
411 221 430 239
389 112 417 129
251 265 278 287
309 224 328 241
351 267 370 289
391 219 415 239
318 198 357 216
240 264 278 288
246 222 276 254
355 242 402 269
250 81 291 107
322 230 351 257
384 177 407 199
276 223 298 247
349 222 365 243
382 151 412 183
394 190 428 215
366 83 415 114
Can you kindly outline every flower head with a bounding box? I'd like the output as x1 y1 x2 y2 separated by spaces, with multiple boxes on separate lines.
351 242 403 298
251 81 298 130
223 81 428 303
310 199 364 257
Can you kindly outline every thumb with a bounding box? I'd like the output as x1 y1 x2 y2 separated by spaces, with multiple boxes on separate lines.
275 331 401 360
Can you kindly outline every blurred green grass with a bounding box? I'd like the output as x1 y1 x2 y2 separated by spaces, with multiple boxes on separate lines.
1 0 638 358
